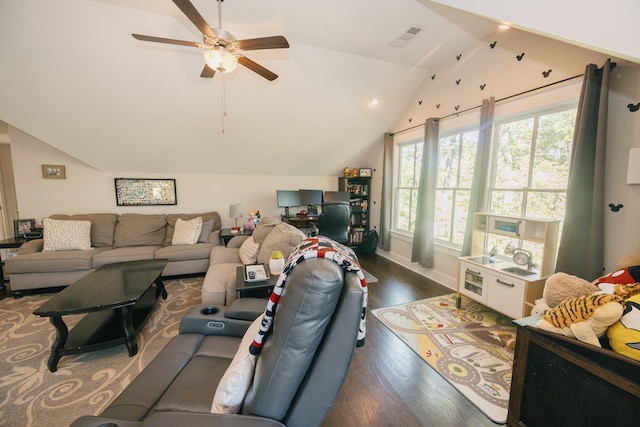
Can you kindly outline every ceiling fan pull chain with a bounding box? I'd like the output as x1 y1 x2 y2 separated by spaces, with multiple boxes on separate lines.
221 74 227 133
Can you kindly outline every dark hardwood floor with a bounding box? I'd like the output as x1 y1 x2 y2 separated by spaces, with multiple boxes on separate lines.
322 254 501 427
0 254 501 426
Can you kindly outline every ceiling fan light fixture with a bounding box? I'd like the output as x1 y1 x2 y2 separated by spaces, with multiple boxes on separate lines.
204 47 238 73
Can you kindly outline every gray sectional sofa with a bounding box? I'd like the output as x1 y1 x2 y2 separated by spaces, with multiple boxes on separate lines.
70 256 365 427
5 211 222 295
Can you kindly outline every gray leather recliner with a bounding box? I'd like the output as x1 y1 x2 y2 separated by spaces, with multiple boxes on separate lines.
71 256 365 427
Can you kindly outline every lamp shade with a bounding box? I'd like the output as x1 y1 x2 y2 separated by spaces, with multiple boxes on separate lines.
204 47 238 73
229 204 243 219
229 204 243 230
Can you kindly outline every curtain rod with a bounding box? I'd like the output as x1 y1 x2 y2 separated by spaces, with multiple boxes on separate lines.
390 73 583 136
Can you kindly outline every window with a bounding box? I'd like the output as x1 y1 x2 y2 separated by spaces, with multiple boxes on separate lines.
392 103 576 250
434 129 479 245
489 106 576 220
394 141 422 233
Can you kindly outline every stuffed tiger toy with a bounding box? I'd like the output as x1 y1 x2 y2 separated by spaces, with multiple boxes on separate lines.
542 293 622 328
536 293 624 347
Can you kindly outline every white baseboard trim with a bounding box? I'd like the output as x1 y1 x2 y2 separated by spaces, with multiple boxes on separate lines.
375 250 457 292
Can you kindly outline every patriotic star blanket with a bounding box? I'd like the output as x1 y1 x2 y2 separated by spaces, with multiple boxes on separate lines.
249 236 368 355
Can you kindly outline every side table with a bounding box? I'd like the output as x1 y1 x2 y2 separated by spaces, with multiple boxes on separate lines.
0 237 25 290
220 228 252 246
235 265 277 299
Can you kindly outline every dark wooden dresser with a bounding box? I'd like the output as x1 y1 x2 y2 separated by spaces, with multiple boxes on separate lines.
508 315 640 427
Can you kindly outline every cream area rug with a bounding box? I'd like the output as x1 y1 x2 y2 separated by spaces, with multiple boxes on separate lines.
0 277 202 427
372 294 516 424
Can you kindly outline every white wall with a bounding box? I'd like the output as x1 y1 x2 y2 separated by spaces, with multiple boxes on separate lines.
8 126 336 227
604 65 640 268
375 26 640 289
430 0 640 64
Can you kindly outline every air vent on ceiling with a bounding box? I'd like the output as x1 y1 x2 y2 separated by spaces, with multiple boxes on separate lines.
390 26 423 48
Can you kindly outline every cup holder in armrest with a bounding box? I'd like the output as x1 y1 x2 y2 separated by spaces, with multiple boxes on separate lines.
200 306 219 315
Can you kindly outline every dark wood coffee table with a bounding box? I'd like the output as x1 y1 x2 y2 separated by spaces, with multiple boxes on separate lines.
33 259 168 372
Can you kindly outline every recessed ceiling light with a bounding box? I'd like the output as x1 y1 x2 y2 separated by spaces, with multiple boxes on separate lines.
370 98 379 107
498 23 510 30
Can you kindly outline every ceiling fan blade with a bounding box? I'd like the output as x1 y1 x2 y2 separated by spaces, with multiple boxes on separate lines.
201 64 216 78
236 36 290 51
132 34 201 48
172 0 216 39
238 56 278 81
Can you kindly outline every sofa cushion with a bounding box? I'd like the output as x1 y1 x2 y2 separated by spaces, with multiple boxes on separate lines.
166 212 221 244
211 317 262 414
172 217 203 245
251 218 280 245
49 213 118 247
256 223 306 265
42 218 92 251
114 214 167 247
92 246 158 268
198 220 215 243
155 243 213 262
4 248 104 273
239 237 259 265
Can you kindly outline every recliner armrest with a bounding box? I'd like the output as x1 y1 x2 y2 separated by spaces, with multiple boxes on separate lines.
72 413 285 427
142 413 285 427
17 238 44 254
209 246 242 265
179 304 251 337
70 416 142 427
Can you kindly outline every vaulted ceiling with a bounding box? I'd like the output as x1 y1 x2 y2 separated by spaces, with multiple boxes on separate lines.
0 1 636 175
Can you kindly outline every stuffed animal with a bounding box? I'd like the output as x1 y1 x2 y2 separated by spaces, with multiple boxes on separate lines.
597 265 640 294
536 293 624 347
607 293 640 361
543 272 598 308
615 255 640 270
531 272 598 314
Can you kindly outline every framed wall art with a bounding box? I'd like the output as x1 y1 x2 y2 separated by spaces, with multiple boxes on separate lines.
114 178 177 206
42 164 66 179
14 218 36 237
359 168 372 177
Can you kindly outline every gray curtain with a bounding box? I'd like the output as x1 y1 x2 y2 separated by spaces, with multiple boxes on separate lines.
461 97 495 256
411 118 439 267
555 59 611 280
378 133 394 251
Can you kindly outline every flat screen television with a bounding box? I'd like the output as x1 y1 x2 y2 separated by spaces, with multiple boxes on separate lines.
276 190 301 217
299 189 323 214
323 191 351 203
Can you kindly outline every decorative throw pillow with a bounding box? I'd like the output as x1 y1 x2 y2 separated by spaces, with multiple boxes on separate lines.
211 317 261 414
198 219 215 243
43 218 92 251
239 236 260 265
172 217 203 245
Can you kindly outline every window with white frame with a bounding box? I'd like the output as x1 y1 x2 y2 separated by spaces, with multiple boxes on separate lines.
392 103 577 250
489 105 577 220
434 128 479 246
394 140 422 233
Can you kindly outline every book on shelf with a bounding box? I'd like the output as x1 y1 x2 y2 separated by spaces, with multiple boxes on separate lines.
244 264 270 282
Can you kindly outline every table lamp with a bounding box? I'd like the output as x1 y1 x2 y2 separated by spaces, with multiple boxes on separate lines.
229 204 243 233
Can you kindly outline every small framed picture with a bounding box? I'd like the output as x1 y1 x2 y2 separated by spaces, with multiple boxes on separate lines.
42 164 66 179
14 219 35 237
359 168 372 177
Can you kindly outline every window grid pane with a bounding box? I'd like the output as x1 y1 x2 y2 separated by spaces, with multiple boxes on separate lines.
490 106 576 222
434 129 478 246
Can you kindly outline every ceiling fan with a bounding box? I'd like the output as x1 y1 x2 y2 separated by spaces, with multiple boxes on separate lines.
132 0 289 81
